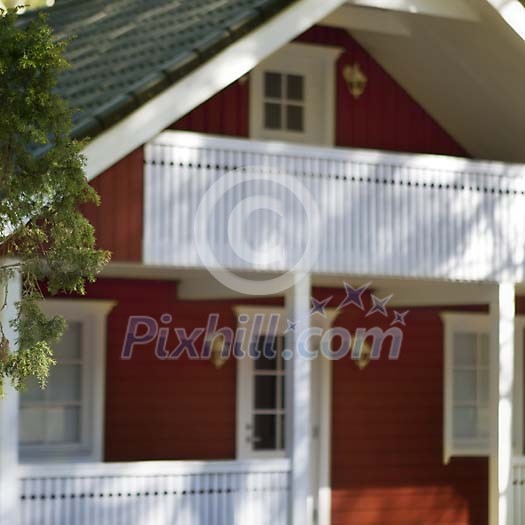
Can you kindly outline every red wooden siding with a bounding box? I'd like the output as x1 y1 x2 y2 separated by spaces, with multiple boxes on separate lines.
81 148 143 262
81 278 281 461
298 26 467 156
170 78 249 137
172 26 466 156
331 302 487 525
91 278 237 461
73 279 495 522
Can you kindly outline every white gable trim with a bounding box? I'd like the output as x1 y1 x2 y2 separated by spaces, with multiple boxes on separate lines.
486 0 525 40
347 0 480 21
83 0 347 180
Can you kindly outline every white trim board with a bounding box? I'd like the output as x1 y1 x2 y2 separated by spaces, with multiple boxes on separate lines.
322 4 412 36
83 0 347 180
346 0 480 21
486 0 525 40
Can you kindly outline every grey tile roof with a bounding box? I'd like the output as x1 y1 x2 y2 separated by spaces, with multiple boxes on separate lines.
24 0 294 140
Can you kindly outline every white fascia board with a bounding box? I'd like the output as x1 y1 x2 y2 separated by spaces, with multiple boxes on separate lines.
83 0 347 181
486 0 525 40
346 0 480 22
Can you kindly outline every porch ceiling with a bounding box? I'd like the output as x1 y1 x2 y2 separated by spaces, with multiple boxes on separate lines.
322 0 525 163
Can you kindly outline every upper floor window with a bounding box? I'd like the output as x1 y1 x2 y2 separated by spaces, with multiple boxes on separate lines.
19 300 114 462
250 43 341 146
263 72 305 133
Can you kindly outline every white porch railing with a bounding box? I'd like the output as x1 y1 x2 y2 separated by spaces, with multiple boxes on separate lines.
144 131 525 282
19 459 290 525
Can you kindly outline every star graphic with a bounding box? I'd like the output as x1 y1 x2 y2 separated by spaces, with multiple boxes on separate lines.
285 319 298 333
391 310 409 326
338 281 371 310
309 296 333 318
366 294 393 317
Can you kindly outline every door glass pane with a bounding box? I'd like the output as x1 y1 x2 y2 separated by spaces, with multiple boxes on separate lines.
279 336 286 370
453 406 477 438
286 74 303 101
264 72 281 98
255 337 277 370
253 414 276 450
255 376 277 409
46 407 81 443
48 364 82 402
453 370 477 403
264 103 281 129
454 333 477 366
53 321 82 360
19 407 46 444
286 105 303 132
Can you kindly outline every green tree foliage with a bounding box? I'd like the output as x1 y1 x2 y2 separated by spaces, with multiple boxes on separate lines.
0 9 109 394
1 1 54 12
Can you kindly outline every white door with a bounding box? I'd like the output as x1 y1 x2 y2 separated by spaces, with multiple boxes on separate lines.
237 333 287 459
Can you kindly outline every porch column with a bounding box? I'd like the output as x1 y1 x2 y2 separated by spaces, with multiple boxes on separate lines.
489 282 515 525
285 272 312 525
0 265 21 525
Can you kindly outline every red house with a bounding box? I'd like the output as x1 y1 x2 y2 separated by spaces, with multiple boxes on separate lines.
3 1 525 524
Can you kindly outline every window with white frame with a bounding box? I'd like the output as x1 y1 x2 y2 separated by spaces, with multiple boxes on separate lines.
442 313 490 463
250 43 341 146
19 300 114 462
262 72 305 133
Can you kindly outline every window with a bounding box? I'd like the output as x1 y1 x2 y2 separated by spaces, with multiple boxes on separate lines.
442 313 490 463
20 322 84 447
250 43 341 145
263 72 305 132
19 300 114 462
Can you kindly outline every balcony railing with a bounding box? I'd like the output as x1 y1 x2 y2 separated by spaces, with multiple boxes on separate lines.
144 131 525 282
19 459 290 525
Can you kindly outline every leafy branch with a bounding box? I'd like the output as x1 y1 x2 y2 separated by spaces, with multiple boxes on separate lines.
0 8 110 394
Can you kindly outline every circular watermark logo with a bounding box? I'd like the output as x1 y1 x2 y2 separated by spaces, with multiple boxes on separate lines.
193 166 321 295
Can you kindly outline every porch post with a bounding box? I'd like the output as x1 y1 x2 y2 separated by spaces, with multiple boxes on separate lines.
285 272 312 525
0 265 21 525
489 282 515 525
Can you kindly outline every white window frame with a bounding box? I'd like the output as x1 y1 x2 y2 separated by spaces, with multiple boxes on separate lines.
19 299 115 463
442 313 491 464
443 313 525 463
250 42 341 146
